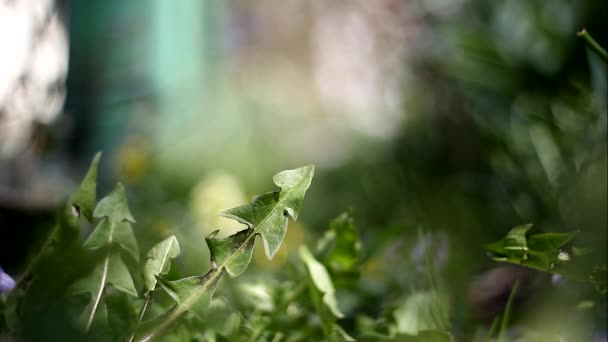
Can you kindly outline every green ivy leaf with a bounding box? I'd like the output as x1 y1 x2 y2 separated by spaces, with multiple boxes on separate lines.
299 245 344 319
69 152 102 222
143 235 181 293
221 165 314 258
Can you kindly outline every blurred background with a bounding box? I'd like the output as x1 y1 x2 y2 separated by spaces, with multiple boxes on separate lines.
1 0 606 339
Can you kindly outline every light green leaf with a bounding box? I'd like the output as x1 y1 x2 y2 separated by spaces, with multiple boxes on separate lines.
393 290 450 336
84 219 139 262
69 152 102 221
94 183 136 223
221 165 314 258
143 235 181 293
528 232 577 252
205 228 255 277
299 245 344 319
484 224 532 261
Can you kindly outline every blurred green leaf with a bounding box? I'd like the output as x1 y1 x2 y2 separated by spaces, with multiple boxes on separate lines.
317 211 361 275
528 232 577 252
299 245 344 319
392 290 450 336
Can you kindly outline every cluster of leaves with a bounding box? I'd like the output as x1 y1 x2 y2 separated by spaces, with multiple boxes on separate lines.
0 153 605 342
485 224 607 294
0 154 464 341
0 154 322 341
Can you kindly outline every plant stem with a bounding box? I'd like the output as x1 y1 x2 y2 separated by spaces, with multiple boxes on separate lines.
129 293 152 342
498 279 520 342
485 315 500 341
578 29 608 63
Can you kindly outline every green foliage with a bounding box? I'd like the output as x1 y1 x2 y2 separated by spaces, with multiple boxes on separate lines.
317 211 362 276
485 224 606 292
71 183 140 331
134 164 315 341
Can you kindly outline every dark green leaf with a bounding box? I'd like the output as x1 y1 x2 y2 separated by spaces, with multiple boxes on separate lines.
69 152 102 221
528 232 577 252
205 228 254 277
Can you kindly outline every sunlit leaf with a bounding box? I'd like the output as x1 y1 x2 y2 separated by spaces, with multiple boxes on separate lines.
143 235 181 293
221 165 314 258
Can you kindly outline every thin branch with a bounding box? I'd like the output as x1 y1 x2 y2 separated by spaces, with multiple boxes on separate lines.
578 28 608 63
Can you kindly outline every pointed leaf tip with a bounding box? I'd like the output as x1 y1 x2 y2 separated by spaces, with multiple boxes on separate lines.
94 183 135 223
69 152 102 221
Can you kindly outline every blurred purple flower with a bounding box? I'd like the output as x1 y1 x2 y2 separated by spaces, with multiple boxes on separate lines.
0 267 16 293
410 231 449 272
